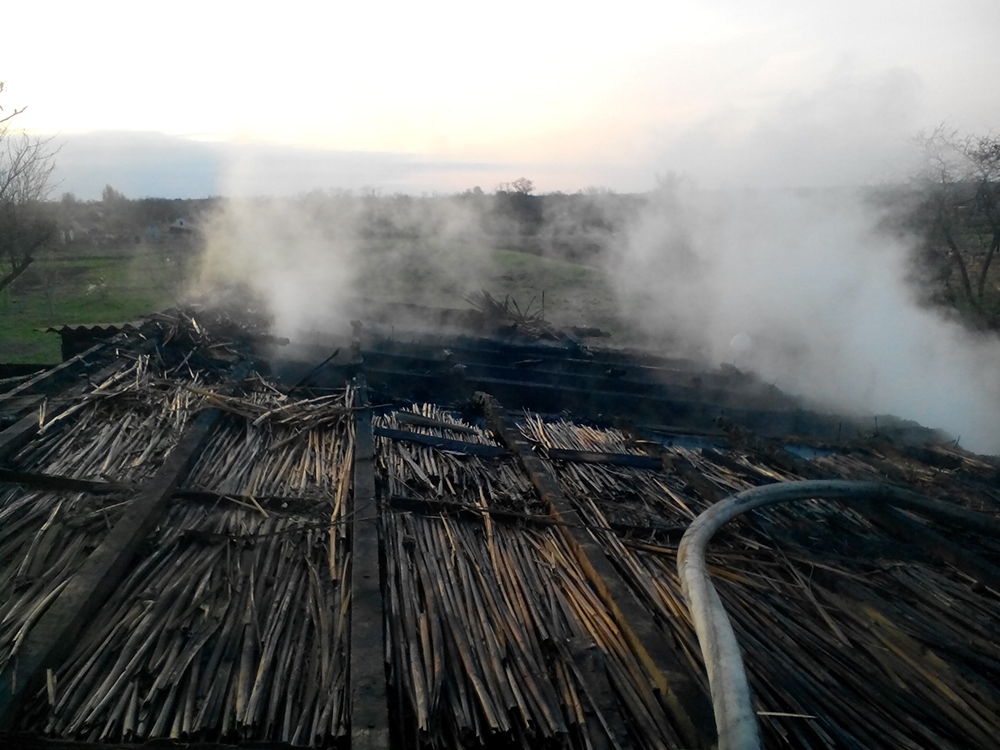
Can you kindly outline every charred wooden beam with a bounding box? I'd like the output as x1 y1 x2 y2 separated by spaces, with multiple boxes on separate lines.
564 636 634 750
0 411 48 466
476 392 715 749
662 453 727 505
0 468 132 494
717 421 833 481
0 406 223 728
545 448 663 470
359 365 853 443
373 426 507 458
172 488 329 517
700 448 770 486
388 493 556 526
640 423 728 439
388 494 689 543
0 342 106 406
349 377 390 749
393 410 479 435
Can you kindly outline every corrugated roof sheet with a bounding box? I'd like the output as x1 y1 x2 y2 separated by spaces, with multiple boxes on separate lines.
42 322 141 334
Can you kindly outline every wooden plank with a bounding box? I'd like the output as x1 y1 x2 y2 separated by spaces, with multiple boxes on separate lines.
388 493 687 539
546 448 662 470
373 426 507 458
0 407 222 728
0 342 106 405
476 392 716 749
350 377 391 749
565 635 634 750
0 467 132 494
0 411 47 465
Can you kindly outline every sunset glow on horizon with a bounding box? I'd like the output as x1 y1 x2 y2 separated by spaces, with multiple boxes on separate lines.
4 0 999 196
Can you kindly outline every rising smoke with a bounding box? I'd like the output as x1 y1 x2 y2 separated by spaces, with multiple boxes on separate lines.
193 189 497 338
195 193 361 337
610 179 1000 454
192 150 1000 455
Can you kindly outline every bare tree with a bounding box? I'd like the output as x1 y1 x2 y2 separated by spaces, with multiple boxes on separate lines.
497 177 534 195
0 82 26 126
912 127 1000 325
0 82 57 292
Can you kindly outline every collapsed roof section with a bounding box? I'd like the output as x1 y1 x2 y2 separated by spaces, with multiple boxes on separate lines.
1 307 998 750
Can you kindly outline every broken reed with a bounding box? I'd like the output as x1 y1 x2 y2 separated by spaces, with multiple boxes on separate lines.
0 487 134 677
13 356 205 485
376 404 541 515
184 386 355 500
1 354 208 680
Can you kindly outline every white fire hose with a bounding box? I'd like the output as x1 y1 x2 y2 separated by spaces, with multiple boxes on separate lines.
676 479 984 750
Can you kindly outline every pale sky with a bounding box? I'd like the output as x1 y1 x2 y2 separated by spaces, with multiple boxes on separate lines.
4 0 999 197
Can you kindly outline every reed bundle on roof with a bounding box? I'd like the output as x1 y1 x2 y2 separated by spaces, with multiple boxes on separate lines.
184 384 355 501
0 487 132 676
16 503 350 745
0 344 240 692
376 404 685 750
376 404 540 515
7 365 356 747
523 414 1000 749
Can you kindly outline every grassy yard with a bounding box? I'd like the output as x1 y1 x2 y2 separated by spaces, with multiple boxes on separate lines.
1 245 185 363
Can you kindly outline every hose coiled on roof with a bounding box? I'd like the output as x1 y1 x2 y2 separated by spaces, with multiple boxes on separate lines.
676 479 995 750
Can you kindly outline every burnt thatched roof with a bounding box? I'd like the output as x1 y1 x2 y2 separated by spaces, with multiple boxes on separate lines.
0 307 998 750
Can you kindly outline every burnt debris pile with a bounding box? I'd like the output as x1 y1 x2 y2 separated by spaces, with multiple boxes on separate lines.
463 290 564 341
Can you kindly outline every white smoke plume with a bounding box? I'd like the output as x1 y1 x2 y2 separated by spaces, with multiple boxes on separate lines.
195 193 361 337
610 181 1000 454
193 188 496 339
190 142 1000 455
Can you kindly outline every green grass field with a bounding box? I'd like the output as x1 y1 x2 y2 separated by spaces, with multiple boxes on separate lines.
1 245 184 363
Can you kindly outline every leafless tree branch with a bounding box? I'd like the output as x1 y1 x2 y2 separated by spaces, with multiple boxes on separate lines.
0 82 57 293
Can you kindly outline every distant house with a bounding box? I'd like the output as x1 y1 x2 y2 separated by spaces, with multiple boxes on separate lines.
169 218 195 234
58 225 82 244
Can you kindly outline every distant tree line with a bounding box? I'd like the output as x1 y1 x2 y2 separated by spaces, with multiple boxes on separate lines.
340 179 643 265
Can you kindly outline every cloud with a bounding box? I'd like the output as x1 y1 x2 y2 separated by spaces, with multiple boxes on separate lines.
646 66 925 188
49 132 222 199
49 131 512 199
